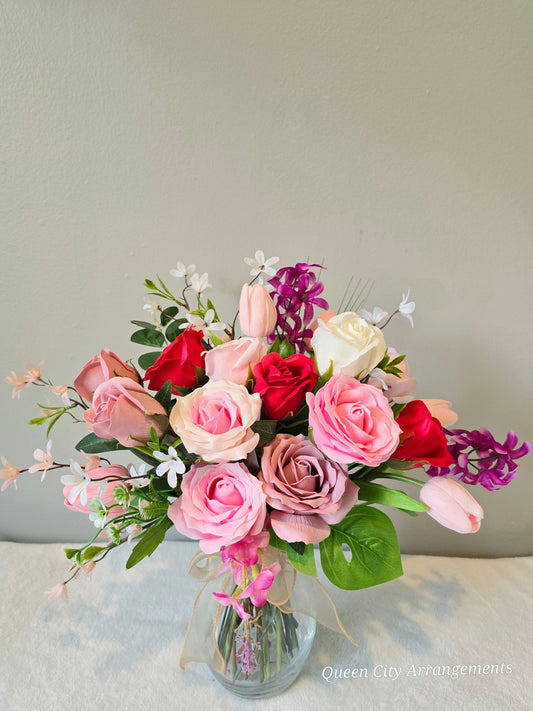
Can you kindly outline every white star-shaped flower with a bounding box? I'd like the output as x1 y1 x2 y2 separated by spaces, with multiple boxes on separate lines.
181 309 227 338
398 289 415 327
143 298 160 315
359 306 388 326
170 261 196 278
244 250 280 277
128 463 151 488
153 447 186 488
60 460 92 506
190 272 212 293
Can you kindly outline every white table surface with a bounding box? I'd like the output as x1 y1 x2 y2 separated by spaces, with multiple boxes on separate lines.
1 541 532 711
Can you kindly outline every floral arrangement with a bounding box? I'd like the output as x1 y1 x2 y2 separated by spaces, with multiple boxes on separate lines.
3 252 529 686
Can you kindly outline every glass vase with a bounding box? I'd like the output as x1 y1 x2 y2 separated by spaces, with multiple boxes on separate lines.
210 600 316 699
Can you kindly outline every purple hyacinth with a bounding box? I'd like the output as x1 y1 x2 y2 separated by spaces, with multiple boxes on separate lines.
235 633 261 677
426 428 530 491
268 262 329 352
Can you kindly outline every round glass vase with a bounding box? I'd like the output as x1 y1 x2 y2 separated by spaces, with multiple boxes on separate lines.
210 600 316 699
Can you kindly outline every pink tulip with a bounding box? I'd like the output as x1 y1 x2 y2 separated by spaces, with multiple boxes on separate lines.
74 350 140 403
239 284 277 338
420 478 483 533
204 337 268 385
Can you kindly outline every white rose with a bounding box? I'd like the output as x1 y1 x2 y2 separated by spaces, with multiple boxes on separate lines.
311 312 387 378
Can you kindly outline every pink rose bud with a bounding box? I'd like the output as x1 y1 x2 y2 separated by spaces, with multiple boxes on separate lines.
204 337 268 385
74 350 139 403
420 477 483 533
83 377 168 447
239 284 277 338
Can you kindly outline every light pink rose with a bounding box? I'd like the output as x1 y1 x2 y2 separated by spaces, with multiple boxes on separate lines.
204 337 268 385
63 465 130 515
259 434 360 544
168 462 267 553
420 477 483 533
169 380 261 462
422 399 458 427
239 284 277 338
74 350 139 403
84 377 168 447
306 374 401 466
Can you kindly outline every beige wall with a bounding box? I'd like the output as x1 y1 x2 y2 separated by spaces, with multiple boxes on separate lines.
1 1 531 555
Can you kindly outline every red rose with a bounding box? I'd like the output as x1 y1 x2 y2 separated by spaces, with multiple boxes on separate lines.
394 400 453 467
144 328 205 393
252 352 317 420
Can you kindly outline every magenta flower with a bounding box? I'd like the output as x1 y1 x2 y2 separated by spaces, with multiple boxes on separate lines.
268 262 329 352
212 591 251 620
426 428 530 491
238 562 281 608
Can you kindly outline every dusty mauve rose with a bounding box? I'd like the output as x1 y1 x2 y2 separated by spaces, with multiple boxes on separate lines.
84 377 168 447
259 434 359 544
252 352 317 420
239 284 277 338
168 461 267 553
204 337 267 385
62 465 130 515
144 327 205 393
306 374 401 466
311 311 386 378
74 350 139 403
169 380 261 462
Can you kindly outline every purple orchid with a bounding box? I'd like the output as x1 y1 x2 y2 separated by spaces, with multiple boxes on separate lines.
426 428 530 491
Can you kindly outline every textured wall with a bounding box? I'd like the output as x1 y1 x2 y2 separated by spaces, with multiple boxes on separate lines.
1 1 531 555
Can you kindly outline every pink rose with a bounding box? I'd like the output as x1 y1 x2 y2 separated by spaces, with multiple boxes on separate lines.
84 377 168 447
420 477 483 533
74 350 139 403
204 337 268 385
168 462 267 553
63 465 130 515
306 374 401 466
239 284 277 338
259 434 360 543
169 380 261 462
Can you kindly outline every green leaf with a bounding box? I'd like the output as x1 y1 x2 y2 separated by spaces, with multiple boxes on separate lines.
46 412 63 436
139 502 170 519
251 419 277 444
154 380 173 412
125 518 173 569
64 548 79 560
391 402 407 418
138 351 161 370
131 329 165 348
28 416 50 426
165 320 185 342
160 306 179 326
268 528 287 552
210 333 225 347
314 360 334 392
81 546 107 562
268 337 295 359
287 542 317 577
356 481 427 513
287 540 306 555
130 320 158 330
319 505 403 590
75 433 127 454
131 447 160 467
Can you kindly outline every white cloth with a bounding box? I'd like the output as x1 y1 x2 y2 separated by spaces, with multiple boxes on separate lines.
0 541 532 711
